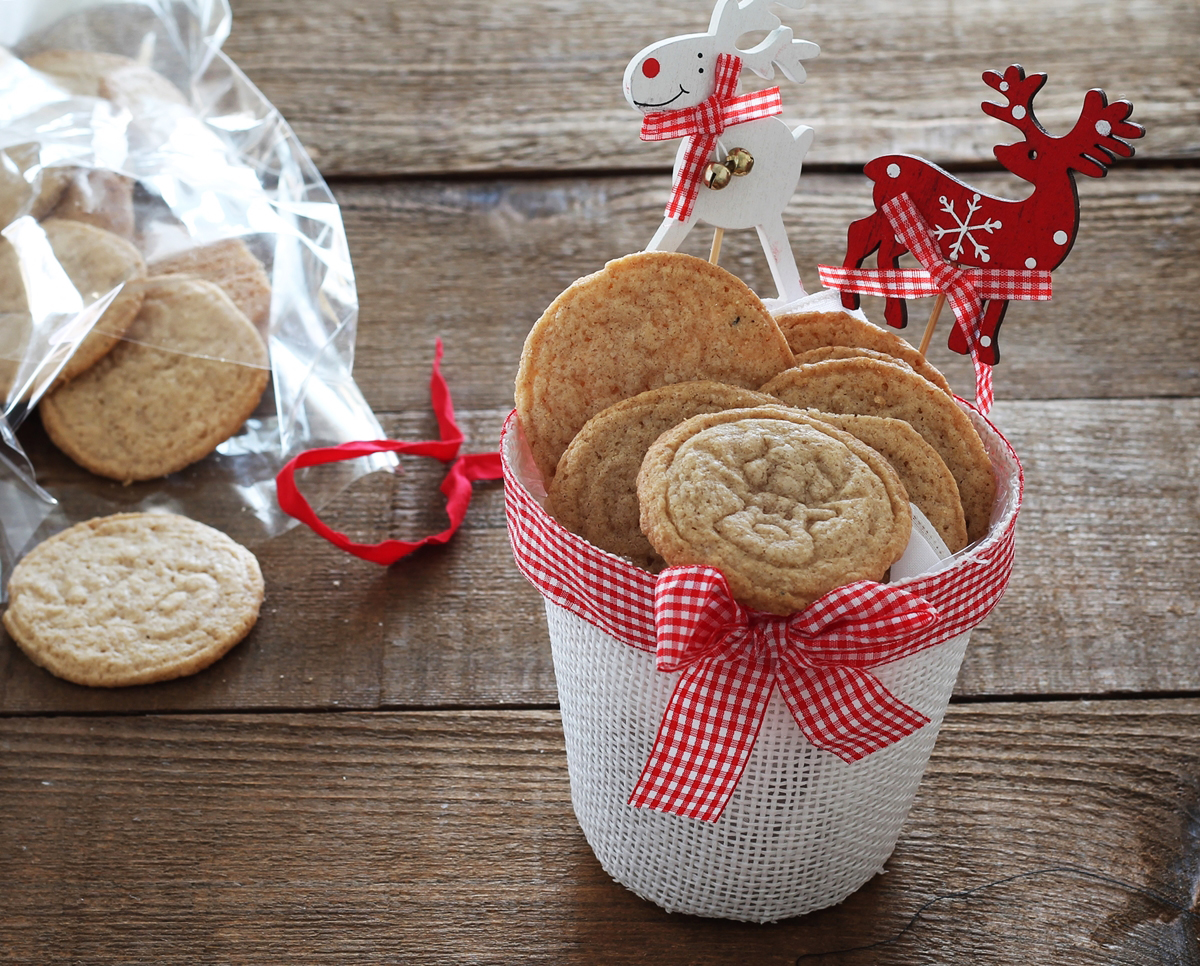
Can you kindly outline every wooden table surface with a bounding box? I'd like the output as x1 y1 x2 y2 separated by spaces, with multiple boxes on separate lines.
3 0 1199 961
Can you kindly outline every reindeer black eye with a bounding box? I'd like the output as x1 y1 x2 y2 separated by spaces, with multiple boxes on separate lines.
1028 149 1038 160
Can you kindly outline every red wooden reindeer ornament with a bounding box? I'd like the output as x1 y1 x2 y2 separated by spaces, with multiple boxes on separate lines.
819 66 1144 389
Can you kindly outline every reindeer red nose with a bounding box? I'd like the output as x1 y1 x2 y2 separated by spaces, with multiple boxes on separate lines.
642 58 660 79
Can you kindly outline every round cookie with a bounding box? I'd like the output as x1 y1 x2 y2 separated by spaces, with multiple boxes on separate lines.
548 380 778 570
775 309 954 396
802 410 968 553
50 168 136 240
515 251 795 483
0 218 146 393
0 143 73 227
3 512 263 687
638 407 911 615
24 49 141 97
39 275 269 482
761 357 996 543
150 237 272 331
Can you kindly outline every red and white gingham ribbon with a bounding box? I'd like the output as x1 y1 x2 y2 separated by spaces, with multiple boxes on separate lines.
818 193 1054 414
626 569 939 821
640 53 782 221
501 409 1021 823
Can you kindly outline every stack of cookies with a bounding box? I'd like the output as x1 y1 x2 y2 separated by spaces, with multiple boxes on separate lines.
2 48 274 484
516 251 996 614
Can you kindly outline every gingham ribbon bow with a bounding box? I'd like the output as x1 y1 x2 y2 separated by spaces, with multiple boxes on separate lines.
627 568 941 822
818 193 1054 414
639 53 782 221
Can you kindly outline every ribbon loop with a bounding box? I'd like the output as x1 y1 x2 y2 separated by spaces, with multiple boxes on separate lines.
275 340 502 565
629 568 941 822
640 54 782 221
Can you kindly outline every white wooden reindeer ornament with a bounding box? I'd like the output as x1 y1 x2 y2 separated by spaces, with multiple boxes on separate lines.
623 0 818 303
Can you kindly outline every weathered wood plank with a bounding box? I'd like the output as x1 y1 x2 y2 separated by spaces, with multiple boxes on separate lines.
1 701 1197 963
3 398 1197 713
338 169 1200 413
224 0 1200 176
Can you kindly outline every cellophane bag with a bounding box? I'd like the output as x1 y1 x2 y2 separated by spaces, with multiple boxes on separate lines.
0 0 385 595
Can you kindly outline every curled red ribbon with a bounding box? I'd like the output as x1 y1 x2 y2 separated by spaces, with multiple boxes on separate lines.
628 568 940 822
639 53 782 221
275 340 502 564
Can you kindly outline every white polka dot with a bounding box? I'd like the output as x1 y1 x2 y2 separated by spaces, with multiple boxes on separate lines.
886 163 901 179
999 81 1009 92
1025 256 1037 268
980 335 992 347
1011 105 1026 120
1095 119 1112 136
1053 230 1069 245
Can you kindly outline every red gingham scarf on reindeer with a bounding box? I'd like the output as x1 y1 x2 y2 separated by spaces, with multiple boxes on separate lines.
501 411 1020 822
639 53 782 221
819 193 1054 414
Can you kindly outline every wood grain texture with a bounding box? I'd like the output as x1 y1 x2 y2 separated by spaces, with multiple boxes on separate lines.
1 701 1197 964
337 168 1200 413
4 398 1197 713
223 0 1200 176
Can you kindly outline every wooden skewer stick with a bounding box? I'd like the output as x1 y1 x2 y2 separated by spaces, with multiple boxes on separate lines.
709 227 724 265
918 292 946 358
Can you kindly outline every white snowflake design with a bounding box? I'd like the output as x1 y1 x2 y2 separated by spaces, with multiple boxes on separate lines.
932 193 1003 262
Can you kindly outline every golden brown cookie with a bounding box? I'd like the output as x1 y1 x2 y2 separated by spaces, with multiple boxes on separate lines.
98 62 188 112
802 410 968 553
0 218 146 391
515 251 795 483
150 238 271 331
775 309 954 396
638 407 912 614
761 357 996 543
39 276 269 482
23 49 140 97
548 380 778 570
0 144 72 227
3 512 263 687
51 168 136 240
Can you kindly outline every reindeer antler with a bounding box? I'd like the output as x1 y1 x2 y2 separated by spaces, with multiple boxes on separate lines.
981 65 1049 136
711 0 819 82
1066 88 1145 177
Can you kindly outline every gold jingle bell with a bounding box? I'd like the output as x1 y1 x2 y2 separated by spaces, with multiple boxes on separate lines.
702 148 755 191
703 161 732 190
726 147 754 176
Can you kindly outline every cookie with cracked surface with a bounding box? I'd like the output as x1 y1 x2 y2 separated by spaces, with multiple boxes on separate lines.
638 407 911 615
3 512 263 687
39 275 269 482
803 409 968 553
761 357 995 543
515 251 794 483
775 309 954 396
548 380 779 570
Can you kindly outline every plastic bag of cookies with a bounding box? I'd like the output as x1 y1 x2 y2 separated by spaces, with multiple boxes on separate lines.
503 252 1023 922
0 0 384 592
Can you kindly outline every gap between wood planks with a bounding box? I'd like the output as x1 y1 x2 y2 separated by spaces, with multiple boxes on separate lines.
4 693 1200 720
317 153 1197 189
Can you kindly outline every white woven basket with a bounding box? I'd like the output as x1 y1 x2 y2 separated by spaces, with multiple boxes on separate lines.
503 404 1021 922
549 600 969 922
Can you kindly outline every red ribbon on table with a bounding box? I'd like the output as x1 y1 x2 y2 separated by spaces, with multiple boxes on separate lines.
639 53 782 221
818 193 1053 415
275 340 501 564
627 568 940 822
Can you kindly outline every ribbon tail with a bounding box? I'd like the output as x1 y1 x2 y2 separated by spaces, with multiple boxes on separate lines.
629 656 773 822
775 662 929 763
